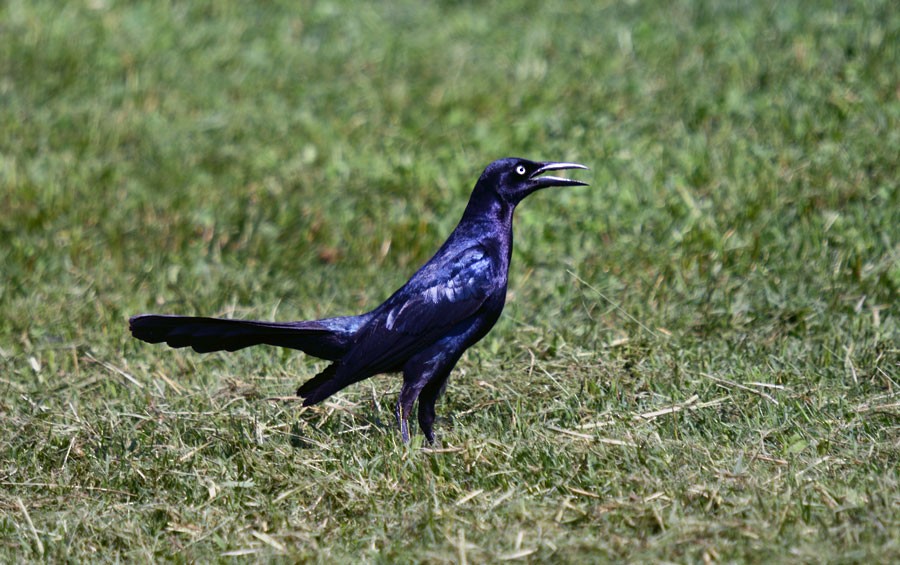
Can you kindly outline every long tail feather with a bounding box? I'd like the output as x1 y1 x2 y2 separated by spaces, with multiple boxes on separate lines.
129 314 354 360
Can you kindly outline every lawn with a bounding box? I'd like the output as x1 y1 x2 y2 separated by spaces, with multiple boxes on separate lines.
1 0 897 561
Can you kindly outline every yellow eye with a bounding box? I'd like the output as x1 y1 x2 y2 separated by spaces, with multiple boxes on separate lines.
515 165 527 175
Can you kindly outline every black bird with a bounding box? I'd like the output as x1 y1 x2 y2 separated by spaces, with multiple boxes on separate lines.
130 158 588 443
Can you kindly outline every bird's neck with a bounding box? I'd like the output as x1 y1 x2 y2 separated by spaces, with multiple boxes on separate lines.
455 194 515 260
461 191 514 227
460 192 515 225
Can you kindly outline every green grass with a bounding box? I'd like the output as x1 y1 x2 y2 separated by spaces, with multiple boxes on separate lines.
2 0 898 561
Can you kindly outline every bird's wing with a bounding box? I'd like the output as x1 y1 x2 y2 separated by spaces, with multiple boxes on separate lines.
341 244 498 376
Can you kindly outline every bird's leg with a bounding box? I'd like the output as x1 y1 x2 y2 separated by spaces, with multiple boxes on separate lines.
399 348 463 443
395 381 425 444
416 397 436 444
395 399 410 443
417 372 451 445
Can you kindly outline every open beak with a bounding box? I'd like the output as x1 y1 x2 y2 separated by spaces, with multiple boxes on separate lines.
530 162 589 188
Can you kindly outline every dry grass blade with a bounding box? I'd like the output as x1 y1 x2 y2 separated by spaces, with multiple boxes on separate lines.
16 497 43 557
84 352 143 388
699 372 779 405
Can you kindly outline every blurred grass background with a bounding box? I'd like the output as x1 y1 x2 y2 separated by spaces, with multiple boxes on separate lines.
1 0 897 561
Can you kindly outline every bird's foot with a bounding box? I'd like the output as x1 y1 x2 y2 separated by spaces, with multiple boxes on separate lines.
395 403 411 444
399 419 410 444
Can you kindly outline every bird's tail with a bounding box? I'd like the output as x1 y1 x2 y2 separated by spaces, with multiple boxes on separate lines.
296 362 375 406
296 363 340 404
129 314 360 360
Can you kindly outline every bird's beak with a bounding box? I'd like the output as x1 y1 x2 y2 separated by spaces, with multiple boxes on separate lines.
530 162 589 188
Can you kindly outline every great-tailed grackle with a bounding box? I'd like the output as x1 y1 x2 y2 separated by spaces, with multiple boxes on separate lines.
130 158 588 443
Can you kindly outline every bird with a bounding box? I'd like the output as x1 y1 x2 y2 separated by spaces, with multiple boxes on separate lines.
130 157 588 443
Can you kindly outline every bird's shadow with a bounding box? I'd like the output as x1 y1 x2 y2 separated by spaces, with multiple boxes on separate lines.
278 397 455 449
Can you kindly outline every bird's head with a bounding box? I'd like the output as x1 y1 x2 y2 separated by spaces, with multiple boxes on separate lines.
478 157 589 205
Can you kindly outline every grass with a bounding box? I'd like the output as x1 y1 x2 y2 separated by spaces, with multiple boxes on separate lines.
1 0 898 561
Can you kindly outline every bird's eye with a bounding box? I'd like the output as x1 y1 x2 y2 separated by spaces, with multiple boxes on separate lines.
515 165 527 176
